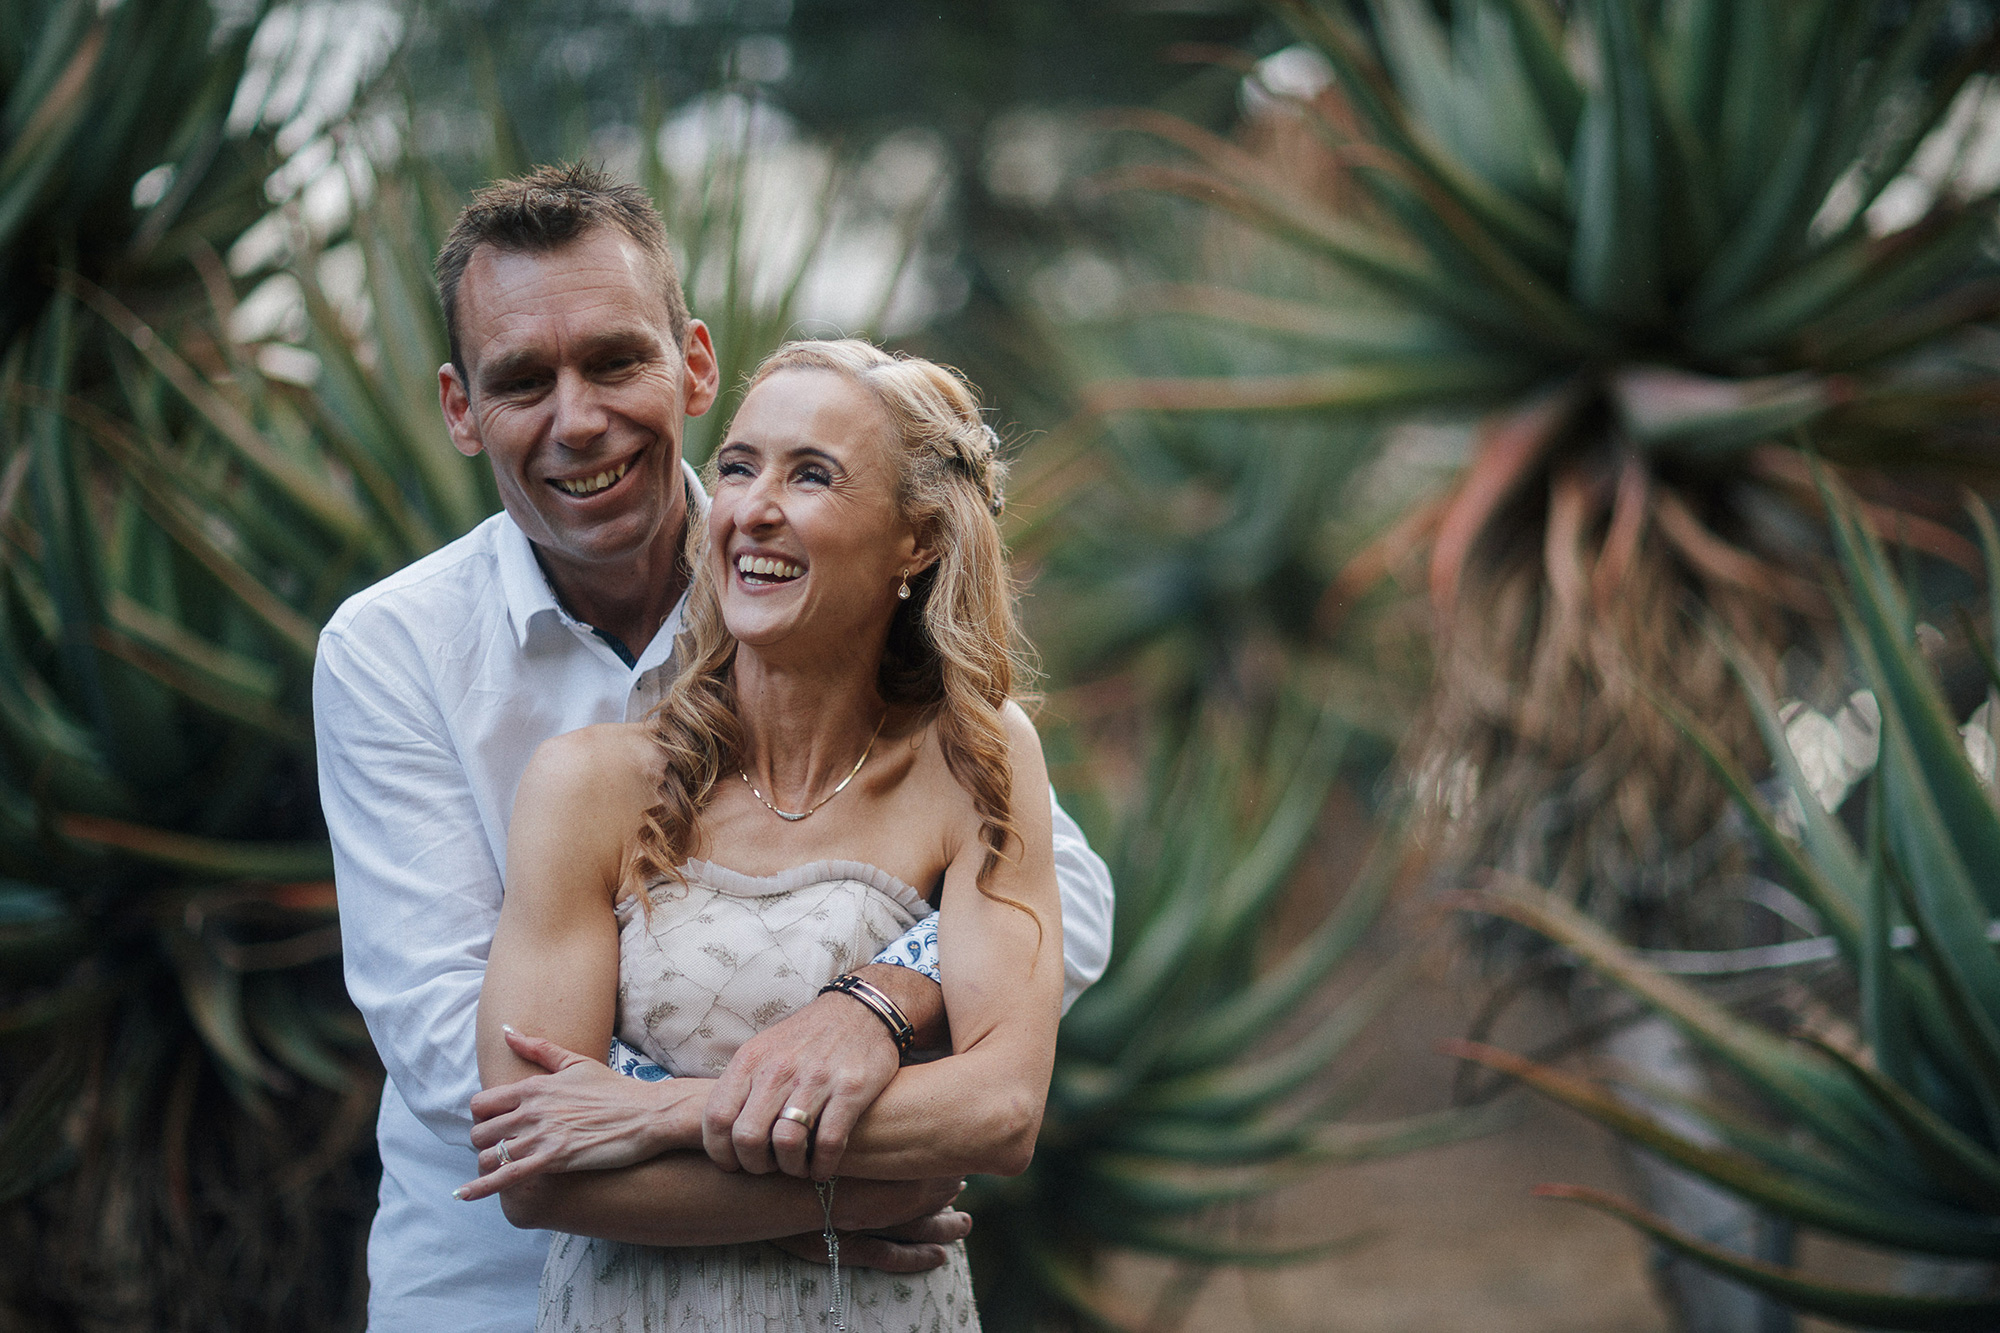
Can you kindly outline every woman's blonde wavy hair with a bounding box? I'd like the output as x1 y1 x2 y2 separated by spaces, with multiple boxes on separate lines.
627 339 1032 911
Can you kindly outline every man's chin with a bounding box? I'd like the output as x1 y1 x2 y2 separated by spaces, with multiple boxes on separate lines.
523 515 685 574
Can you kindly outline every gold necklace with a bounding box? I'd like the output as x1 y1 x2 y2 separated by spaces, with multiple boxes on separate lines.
739 713 888 822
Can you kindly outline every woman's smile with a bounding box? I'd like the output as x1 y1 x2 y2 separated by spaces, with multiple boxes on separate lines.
733 550 806 586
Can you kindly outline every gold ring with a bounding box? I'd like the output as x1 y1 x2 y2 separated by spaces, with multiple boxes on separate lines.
778 1106 813 1127
497 1138 514 1166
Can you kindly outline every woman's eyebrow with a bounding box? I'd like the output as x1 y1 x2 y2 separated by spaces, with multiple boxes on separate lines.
782 445 843 468
713 441 845 469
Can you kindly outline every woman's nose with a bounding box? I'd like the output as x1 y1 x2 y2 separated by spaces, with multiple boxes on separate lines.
740 473 786 526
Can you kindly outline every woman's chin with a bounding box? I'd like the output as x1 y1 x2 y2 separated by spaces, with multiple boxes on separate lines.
722 613 885 665
720 609 809 653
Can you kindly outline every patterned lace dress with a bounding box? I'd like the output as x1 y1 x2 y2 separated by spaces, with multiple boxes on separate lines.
537 859 981 1333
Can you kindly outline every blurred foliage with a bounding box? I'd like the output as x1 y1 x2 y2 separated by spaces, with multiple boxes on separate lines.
1058 0 2000 945
1453 485 2000 1329
0 0 389 1325
393 0 1261 181
970 685 1502 1330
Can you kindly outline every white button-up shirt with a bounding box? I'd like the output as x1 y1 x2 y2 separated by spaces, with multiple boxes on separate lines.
314 477 1114 1333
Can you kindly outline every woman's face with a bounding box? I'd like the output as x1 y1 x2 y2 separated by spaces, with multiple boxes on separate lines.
709 368 928 658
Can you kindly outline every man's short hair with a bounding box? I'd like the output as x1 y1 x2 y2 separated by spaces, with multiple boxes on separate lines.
434 162 691 375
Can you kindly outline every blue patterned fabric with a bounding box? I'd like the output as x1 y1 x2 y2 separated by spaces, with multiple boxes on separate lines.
871 910 941 984
610 1039 670 1081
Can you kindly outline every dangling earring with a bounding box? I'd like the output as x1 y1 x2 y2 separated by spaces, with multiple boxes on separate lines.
897 569 911 601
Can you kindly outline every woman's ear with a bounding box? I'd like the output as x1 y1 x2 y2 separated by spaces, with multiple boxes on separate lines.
905 522 942 577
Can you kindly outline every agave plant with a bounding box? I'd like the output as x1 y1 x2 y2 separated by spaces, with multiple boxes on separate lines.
1447 484 2000 1329
0 2 401 1325
1070 0 2000 933
966 686 1504 1331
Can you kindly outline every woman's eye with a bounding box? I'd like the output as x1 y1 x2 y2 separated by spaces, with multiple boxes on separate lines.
717 460 752 479
797 466 831 486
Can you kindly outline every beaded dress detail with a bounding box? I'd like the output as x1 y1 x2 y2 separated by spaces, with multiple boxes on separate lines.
536 860 979 1333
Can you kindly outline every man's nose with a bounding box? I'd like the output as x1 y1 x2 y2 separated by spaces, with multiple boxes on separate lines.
548 370 609 449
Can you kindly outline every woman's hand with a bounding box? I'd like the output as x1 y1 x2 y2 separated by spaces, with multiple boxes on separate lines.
457 1026 707 1202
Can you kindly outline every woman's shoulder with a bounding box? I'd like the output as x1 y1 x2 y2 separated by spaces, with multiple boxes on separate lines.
898 699 1047 804
997 698 1040 750
522 722 658 809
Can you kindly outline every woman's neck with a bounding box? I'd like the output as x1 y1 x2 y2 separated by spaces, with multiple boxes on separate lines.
732 646 888 808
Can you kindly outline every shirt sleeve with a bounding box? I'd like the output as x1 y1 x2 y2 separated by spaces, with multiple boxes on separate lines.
1048 785 1113 1013
868 912 941 983
315 625 497 1147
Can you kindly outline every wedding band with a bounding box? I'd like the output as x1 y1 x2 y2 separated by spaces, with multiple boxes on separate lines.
497 1138 514 1166
778 1106 813 1127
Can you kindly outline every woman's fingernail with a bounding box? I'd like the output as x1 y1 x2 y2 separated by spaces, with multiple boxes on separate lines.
502 1023 518 1035
452 1187 467 1200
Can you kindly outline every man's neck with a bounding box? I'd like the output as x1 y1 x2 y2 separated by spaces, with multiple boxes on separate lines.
534 531 690 661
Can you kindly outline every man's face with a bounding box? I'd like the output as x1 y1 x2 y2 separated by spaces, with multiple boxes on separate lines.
439 227 717 588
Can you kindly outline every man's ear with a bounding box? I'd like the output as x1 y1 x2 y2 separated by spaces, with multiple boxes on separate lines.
439 363 484 458
680 321 721 419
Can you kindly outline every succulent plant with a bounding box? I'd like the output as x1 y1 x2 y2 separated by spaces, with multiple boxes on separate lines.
1451 482 2000 1330
1072 0 2000 936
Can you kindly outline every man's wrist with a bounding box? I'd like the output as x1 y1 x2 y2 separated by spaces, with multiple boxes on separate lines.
850 963 947 1052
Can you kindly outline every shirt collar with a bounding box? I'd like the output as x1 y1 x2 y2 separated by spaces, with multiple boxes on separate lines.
497 458 709 653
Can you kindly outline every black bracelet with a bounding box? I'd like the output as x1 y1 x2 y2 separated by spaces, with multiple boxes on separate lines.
819 972 917 1055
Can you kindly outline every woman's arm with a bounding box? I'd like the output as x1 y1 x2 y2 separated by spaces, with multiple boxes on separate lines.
493 1145 966 1244
714 702 1065 1182
474 725 696 1222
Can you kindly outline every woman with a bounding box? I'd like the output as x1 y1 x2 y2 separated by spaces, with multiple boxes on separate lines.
470 339 1062 1331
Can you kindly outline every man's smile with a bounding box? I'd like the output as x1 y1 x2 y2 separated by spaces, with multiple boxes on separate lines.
548 458 632 497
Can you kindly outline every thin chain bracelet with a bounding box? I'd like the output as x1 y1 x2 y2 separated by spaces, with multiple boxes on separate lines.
815 1177 847 1333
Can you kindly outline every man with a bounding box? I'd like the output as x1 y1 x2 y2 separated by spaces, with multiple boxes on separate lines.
313 162 1113 1333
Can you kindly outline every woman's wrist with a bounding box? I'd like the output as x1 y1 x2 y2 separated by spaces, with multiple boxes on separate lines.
651 1077 716 1152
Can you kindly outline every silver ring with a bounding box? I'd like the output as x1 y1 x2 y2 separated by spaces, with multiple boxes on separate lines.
778 1106 813 1127
497 1138 514 1166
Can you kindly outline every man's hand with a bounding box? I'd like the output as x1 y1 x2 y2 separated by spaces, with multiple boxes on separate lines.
828 1177 966 1232
459 1027 704 1202
766 1207 973 1273
703 964 946 1180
